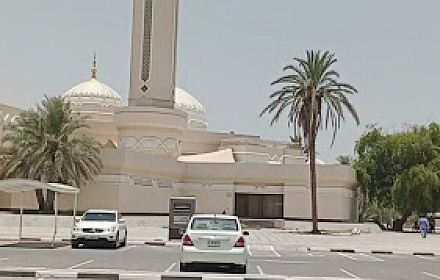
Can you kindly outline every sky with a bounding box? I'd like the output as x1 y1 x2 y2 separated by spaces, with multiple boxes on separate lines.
1 0 439 163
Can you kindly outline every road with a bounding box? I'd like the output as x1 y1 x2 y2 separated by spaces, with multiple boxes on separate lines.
0 243 440 279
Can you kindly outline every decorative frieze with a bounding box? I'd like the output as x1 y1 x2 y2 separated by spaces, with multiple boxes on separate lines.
120 136 179 152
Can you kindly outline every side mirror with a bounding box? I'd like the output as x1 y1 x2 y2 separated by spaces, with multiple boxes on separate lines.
243 231 249 236
119 218 126 223
74 217 81 223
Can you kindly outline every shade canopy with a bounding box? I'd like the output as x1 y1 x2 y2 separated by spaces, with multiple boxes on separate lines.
0 179 79 194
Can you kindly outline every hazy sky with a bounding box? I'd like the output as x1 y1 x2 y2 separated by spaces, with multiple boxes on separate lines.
1 0 439 163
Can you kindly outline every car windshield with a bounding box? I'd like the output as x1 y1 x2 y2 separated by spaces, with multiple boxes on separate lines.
191 217 238 231
83 212 116 222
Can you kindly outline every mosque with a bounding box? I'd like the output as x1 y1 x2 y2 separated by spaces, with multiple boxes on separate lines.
0 0 358 221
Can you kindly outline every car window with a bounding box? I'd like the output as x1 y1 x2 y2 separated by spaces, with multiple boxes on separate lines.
191 217 238 231
83 212 116 222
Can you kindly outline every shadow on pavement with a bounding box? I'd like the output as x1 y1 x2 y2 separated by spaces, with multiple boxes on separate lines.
0 241 68 249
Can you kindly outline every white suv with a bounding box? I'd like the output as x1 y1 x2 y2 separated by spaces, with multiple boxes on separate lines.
180 214 249 273
71 209 127 248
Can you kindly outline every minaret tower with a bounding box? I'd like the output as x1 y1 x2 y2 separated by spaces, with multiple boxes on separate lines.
129 0 179 108
115 0 187 158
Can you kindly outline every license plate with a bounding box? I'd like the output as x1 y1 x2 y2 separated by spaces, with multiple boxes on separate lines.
208 240 221 247
85 235 98 240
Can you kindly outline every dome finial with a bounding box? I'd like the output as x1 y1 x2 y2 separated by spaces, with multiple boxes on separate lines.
91 53 97 79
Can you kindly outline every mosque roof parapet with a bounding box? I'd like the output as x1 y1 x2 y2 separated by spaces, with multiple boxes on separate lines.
221 137 300 150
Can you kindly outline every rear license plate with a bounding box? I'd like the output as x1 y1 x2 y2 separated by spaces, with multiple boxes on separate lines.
208 240 221 247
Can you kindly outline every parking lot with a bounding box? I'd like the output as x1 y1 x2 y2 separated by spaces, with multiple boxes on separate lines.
0 242 440 279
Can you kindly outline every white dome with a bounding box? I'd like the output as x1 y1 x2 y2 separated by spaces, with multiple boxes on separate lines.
62 55 123 108
174 88 208 130
63 78 123 108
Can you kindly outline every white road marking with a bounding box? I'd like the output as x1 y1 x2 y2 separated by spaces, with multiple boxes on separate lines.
0 258 8 261
247 246 253 256
164 262 176 272
340 268 360 279
256 265 264 275
423 272 440 279
417 255 436 261
270 245 281 257
68 259 94 269
265 259 312 264
359 253 384 262
338 252 358 261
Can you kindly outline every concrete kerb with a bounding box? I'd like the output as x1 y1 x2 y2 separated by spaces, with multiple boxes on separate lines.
306 246 436 256
0 269 289 280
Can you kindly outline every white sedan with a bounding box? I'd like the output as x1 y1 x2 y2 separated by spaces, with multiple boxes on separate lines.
71 209 127 248
179 214 249 273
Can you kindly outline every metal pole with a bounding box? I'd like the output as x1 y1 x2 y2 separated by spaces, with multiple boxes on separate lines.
51 192 58 248
73 193 77 228
19 191 24 241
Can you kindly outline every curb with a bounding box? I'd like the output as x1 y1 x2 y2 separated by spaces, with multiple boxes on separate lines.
413 252 435 256
0 269 286 280
307 247 436 256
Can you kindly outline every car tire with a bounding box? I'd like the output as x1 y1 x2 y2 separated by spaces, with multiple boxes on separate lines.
71 241 79 249
180 263 188 272
121 231 127 247
111 233 120 248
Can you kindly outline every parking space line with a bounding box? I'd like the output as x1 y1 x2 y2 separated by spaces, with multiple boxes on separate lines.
340 268 360 279
265 259 312 264
164 262 176 272
417 255 436 261
359 253 384 262
256 265 264 275
423 272 440 279
0 258 8 261
270 246 281 257
68 259 94 269
247 246 253 256
338 252 358 261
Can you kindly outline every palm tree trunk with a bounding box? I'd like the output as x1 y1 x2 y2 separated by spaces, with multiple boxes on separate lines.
35 189 45 213
309 137 319 234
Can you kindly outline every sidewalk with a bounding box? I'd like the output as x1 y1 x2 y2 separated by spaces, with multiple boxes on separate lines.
0 213 438 255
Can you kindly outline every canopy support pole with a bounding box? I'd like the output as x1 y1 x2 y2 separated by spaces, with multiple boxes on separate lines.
19 191 24 241
51 192 58 248
72 193 78 228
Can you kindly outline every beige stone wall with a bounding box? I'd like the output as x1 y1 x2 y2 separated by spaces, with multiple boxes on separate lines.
0 192 11 209
283 186 356 221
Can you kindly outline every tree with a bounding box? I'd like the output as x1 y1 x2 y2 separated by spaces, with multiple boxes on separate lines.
336 155 353 165
392 165 440 230
0 96 102 212
354 124 440 231
355 126 438 207
261 50 360 233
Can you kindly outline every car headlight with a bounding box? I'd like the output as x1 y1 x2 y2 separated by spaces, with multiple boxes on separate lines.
107 226 117 232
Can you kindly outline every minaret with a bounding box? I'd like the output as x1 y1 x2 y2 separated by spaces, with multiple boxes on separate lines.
129 0 179 108
115 0 186 158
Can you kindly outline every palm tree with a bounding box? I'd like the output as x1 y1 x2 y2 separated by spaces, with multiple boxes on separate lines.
261 50 360 233
0 96 102 212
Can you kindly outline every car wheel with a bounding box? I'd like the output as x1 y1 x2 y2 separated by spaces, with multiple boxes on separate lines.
121 231 127 247
180 263 188 272
111 233 120 248
71 241 79 249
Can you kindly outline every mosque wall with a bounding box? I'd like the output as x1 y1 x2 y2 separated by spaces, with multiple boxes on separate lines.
0 192 11 209
118 185 178 214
